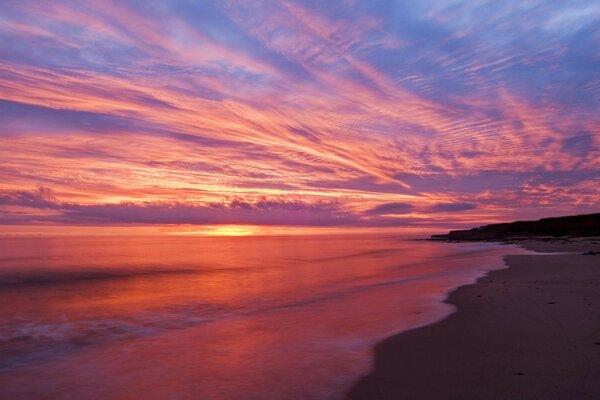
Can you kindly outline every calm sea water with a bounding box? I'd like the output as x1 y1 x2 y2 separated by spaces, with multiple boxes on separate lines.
0 235 526 399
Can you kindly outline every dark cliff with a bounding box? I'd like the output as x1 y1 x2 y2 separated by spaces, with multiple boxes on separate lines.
432 213 600 241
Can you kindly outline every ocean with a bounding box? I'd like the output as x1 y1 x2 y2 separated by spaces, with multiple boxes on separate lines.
0 234 527 399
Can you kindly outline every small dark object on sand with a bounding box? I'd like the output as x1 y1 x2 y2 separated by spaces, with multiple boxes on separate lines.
583 251 600 255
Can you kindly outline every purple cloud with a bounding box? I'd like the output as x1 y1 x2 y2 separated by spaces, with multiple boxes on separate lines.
366 202 414 215
429 203 477 213
0 187 58 209
0 188 356 226
561 133 595 157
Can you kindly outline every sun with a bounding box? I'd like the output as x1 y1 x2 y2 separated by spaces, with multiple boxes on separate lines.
170 225 260 236
209 225 258 236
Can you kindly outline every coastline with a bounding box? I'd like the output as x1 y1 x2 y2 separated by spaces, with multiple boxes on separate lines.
347 237 600 400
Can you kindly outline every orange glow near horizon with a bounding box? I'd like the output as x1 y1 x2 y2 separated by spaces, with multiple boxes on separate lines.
171 225 261 237
0 224 450 238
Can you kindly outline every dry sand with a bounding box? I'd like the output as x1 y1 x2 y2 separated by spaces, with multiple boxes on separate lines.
347 238 600 400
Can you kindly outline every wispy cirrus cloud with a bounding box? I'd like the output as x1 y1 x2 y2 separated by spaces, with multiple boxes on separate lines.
0 0 598 230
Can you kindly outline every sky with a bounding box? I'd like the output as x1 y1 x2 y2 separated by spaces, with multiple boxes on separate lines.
0 0 598 234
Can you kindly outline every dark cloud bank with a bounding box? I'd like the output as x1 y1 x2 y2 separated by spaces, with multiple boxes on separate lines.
0 188 477 227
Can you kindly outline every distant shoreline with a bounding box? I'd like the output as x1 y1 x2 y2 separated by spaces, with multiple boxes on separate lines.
347 235 600 399
431 212 600 242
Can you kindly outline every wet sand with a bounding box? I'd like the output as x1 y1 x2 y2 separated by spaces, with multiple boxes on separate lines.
347 238 600 400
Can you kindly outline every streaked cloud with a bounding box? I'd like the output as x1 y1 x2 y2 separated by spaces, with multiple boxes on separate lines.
0 0 598 231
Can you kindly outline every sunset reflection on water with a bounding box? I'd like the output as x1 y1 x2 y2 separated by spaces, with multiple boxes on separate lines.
0 235 527 399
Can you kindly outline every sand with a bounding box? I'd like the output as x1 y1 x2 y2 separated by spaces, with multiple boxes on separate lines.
347 238 600 400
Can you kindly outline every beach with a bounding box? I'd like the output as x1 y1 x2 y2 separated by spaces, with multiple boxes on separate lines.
2 0 597 397
1 235 598 399
347 238 600 399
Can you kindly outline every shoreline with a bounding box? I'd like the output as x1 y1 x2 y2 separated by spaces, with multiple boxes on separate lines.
346 237 600 399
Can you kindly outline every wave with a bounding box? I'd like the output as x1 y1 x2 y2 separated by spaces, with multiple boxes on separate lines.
305 248 405 262
0 301 226 369
0 263 265 286
0 267 450 369
0 267 207 286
